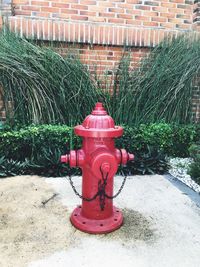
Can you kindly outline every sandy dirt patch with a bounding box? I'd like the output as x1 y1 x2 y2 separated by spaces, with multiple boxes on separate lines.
0 176 76 267
0 175 155 267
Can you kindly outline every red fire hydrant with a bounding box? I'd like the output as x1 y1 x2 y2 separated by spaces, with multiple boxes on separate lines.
61 103 134 234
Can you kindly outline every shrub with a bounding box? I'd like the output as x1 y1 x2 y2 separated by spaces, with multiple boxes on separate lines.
0 125 83 177
0 156 29 177
188 143 200 185
116 123 197 157
121 146 168 175
0 123 199 177
0 125 75 160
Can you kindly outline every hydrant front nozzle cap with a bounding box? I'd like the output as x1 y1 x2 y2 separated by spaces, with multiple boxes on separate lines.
61 155 69 163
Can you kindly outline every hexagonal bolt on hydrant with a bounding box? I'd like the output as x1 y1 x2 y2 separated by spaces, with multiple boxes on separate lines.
61 102 134 234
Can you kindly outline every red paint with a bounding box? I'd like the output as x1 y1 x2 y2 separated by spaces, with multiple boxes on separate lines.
61 102 134 234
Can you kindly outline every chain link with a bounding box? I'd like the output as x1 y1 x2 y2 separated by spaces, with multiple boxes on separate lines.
105 175 127 199
68 169 127 210
68 175 99 202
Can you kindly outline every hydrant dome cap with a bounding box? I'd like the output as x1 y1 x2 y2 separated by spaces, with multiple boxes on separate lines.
74 102 123 138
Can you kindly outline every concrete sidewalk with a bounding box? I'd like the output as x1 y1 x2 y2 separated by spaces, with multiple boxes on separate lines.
31 174 200 267
1 174 200 267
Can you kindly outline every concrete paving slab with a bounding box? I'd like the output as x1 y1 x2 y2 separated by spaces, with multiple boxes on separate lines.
29 175 200 267
1 174 200 267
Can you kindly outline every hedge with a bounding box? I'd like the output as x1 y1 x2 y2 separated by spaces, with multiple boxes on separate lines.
0 123 199 159
0 123 199 177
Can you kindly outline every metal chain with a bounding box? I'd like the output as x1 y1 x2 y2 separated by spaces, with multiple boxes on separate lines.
68 175 99 202
68 169 127 208
105 175 127 199
98 168 108 210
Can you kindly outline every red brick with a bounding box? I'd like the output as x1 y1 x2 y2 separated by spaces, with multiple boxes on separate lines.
117 3 135 9
176 23 191 29
126 9 142 15
108 8 124 13
80 11 96 16
145 11 158 17
135 15 150 21
160 22 176 29
71 4 88 10
80 0 96 4
40 7 59 13
33 12 51 18
31 1 49 6
58 14 71 19
99 12 115 18
71 15 88 21
117 14 133 19
15 10 32 16
52 3 70 8
22 6 40 11
152 7 168 12
143 21 159 27
97 2 115 7
61 9 78 14
88 6 107 12
161 13 176 19
170 0 185 2
108 18 125 24
161 2 176 8
89 17 105 22
168 8 185 14
135 5 151 11
14 0 29 4
126 19 142 25
62 0 78 3
152 17 167 23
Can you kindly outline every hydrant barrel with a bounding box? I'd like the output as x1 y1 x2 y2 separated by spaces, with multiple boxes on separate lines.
61 102 134 234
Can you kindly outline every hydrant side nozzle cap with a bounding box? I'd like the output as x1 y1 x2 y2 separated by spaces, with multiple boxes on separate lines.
61 155 69 163
128 153 134 161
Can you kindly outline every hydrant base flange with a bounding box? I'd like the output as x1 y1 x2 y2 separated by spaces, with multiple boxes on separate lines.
70 206 123 234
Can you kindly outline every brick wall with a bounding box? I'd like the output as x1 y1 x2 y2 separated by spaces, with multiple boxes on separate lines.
11 0 194 30
3 0 195 46
193 0 200 31
1 1 198 48
3 1 198 70
55 43 149 88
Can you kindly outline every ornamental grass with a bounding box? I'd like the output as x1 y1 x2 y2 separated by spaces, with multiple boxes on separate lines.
0 29 102 125
111 33 200 125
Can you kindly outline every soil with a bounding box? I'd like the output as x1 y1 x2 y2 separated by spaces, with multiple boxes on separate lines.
0 176 75 267
102 208 155 244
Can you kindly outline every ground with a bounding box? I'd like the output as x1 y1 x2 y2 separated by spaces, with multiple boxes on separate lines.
0 174 200 267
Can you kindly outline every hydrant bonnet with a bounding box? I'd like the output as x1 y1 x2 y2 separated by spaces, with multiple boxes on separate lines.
74 102 123 138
